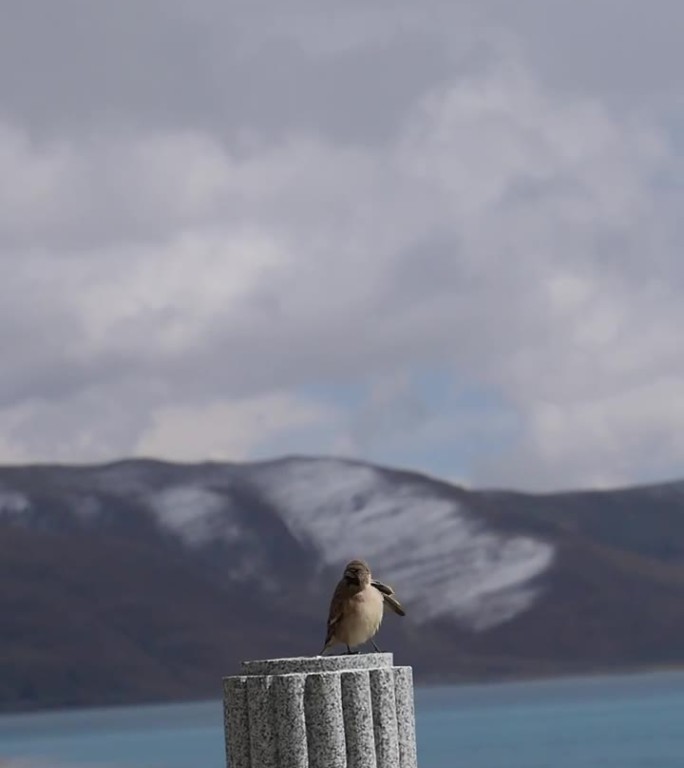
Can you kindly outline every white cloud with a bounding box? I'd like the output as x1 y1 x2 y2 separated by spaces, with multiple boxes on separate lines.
481 377 684 491
0 1 682 490
136 393 340 463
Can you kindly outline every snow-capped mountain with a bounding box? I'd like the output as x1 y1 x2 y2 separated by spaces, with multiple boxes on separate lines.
2 456 684 713
250 458 554 629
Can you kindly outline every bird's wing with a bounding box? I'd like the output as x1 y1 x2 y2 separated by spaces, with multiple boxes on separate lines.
370 579 393 595
371 580 406 617
323 579 348 645
381 593 406 617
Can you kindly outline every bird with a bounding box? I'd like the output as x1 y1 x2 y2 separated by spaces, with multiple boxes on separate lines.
319 559 406 655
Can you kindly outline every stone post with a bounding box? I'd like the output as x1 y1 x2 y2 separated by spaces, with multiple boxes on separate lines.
222 653 418 768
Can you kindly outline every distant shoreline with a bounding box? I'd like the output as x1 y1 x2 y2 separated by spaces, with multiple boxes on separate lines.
3 661 684 718
418 661 684 691
418 660 684 686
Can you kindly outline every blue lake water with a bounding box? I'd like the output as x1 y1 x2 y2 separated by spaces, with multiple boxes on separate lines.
1 670 683 767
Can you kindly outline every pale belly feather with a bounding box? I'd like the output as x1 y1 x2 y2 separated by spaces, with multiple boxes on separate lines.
336 585 385 646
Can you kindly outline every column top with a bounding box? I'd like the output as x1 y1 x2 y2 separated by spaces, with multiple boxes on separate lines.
230 652 395 678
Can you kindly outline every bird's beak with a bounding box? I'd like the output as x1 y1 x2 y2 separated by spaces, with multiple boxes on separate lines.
345 573 360 585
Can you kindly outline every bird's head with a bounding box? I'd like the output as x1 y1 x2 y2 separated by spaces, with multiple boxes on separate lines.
343 559 371 587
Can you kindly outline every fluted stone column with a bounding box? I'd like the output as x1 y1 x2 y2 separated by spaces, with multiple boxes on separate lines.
223 653 418 768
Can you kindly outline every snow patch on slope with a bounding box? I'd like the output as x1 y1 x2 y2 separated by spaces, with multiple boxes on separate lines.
0 490 30 516
146 485 238 547
255 459 554 630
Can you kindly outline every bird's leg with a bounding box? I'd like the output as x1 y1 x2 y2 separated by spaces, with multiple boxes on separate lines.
370 638 382 653
346 645 360 655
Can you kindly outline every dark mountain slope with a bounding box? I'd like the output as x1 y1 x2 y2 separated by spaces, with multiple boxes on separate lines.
1 458 684 712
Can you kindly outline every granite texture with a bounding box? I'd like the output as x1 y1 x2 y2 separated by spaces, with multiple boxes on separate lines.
394 667 418 768
304 672 347 768
223 676 250 768
274 674 308 768
369 668 400 768
222 653 418 768
241 653 394 677
246 675 278 768
341 670 377 768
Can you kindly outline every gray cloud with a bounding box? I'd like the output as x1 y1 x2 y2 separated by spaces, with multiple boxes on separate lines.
478 0 684 104
0 0 682 489
0 1 465 146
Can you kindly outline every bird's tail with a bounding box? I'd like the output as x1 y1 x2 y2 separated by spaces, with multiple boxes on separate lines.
318 628 335 656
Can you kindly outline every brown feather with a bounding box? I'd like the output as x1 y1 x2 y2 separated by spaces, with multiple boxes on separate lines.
371 580 406 616
381 592 406 617
370 579 393 595
321 578 353 651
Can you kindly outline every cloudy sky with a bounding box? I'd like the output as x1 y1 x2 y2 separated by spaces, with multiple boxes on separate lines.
1 0 682 491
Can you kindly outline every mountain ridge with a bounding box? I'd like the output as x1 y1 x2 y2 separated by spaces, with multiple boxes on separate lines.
2 456 684 713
